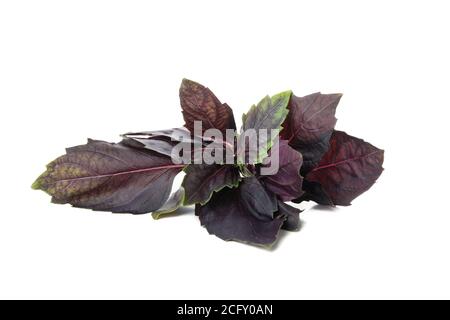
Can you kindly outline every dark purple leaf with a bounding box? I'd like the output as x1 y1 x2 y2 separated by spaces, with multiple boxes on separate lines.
182 164 240 205
196 178 285 246
280 92 342 174
300 131 384 206
180 79 236 135
32 139 184 214
238 177 278 221
259 140 304 201
293 180 334 206
276 201 302 231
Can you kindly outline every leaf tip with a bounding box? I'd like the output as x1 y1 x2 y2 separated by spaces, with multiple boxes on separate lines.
31 178 41 190
32 170 48 190
151 212 162 220
272 90 292 100
180 78 199 89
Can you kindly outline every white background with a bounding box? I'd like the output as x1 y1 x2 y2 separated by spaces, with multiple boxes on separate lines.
1 0 449 299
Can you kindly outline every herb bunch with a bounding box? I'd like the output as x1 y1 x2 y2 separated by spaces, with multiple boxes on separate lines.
32 79 384 247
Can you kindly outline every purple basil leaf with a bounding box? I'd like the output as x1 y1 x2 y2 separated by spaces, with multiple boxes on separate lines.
196 180 285 246
121 127 208 157
32 139 184 214
180 79 236 135
238 176 278 221
276 201 302 231
259 140 304 201
280 92 342 174
182 164 240 205
238 91 291 164
301 131 384 206
293 180 334 206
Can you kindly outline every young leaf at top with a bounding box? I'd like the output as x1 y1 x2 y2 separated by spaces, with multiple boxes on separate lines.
238 91 291 164
259 140 304 201
180 79 236 135
196 177 285 246
152 187 185 219
182 164 240 205
32 139 184 214
297 131 384 206
280 92 342 174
